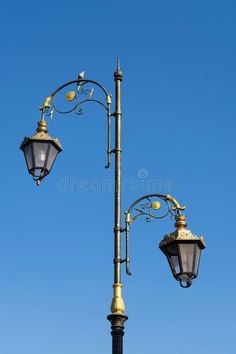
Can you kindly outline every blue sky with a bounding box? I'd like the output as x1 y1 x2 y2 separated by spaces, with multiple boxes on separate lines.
0 1 236 353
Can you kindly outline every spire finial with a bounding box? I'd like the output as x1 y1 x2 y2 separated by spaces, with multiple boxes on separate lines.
116 57 120 70
114 58 123 80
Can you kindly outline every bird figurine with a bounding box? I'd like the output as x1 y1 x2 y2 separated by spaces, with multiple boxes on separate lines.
77 71 85 80
77 71 85 91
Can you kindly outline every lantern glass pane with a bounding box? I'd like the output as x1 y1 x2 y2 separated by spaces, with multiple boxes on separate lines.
46 144 59 172
166 243 180 275
33 168 44 178
24 143 33 170
179 243 195 273
33 142 49 168
194 244 201 275
170 255 180 274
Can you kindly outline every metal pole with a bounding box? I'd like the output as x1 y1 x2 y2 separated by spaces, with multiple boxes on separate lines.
107 61 128 354
114 60 122 286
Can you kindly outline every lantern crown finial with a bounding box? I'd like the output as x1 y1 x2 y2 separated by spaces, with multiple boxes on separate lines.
36 121 48 134
175 214 187 229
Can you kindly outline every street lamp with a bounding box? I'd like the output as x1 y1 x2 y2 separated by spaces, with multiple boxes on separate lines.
20 62 205 354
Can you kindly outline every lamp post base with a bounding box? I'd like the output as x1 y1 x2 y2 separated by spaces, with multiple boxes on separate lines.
107 313 128 354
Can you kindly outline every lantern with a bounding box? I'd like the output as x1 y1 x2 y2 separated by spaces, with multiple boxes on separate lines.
159 215 205 287
20 121 62 184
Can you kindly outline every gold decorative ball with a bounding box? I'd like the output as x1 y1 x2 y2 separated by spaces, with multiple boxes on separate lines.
152 201 161 210
65 91 76 101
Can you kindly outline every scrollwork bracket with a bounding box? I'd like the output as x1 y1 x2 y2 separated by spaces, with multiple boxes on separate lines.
39 78 113 169
124 194 186 276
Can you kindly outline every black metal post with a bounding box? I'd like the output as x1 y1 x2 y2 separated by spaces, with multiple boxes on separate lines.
107 313 128 354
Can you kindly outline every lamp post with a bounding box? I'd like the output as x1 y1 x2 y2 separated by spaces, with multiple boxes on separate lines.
20 62 205 354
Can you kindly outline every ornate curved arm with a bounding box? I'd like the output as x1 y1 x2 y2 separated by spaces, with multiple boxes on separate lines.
124 194 186 275
40 78 113 169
